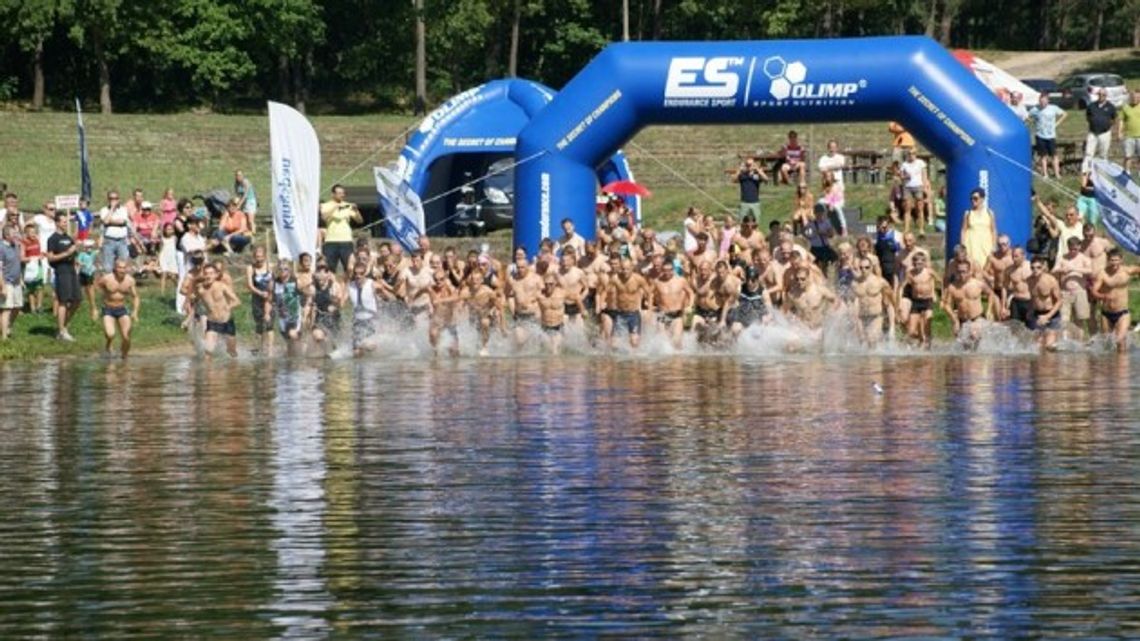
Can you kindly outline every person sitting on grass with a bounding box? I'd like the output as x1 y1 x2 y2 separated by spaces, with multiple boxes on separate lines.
210 197 252 255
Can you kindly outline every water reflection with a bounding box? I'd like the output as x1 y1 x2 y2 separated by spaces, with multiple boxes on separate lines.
0 353 1137 636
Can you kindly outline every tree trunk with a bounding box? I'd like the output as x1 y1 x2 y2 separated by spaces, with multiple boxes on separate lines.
622 0 630 41
32 37 45 110
277 55 290 102
1091 0 1104 50
508 0 520 77
938 0 957 45
1134 13 1139 48
651 0 662 39
414 0 426 112
92 29 112 114
923 0 938 37
822 0 833 37
1039 0 1051 49
292 52 311 114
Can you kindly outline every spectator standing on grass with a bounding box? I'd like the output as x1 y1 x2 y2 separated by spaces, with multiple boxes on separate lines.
32 202 57 253
74 197 94 242
45 212 81 342
1028 94 1067 179
1120 89 1140 176
99 190 132 271
735 156 766 221
1008 91 1029 123
4 192 25 228
320 184 363 276
961 188 997 272
0 225 24 339
233 170 257 233
1084 88 1117 162
159 188 178 228
899 149 930 236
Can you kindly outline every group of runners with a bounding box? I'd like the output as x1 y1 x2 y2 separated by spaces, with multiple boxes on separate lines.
170 199 1138 360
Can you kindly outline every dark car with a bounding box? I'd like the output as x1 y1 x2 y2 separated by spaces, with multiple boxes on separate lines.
1021 78 1074 109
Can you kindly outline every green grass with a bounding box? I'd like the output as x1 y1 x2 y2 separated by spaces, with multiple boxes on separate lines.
0 107 1132 358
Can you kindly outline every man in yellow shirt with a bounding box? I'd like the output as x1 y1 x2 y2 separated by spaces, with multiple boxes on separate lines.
320 184 363 277
1120 89 1140 177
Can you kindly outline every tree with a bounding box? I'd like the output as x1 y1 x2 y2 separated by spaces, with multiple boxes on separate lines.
1 0 72 109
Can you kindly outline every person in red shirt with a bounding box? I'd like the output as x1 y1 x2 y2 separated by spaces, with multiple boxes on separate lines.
131 201 161 256
21 223 47 313
778 130 807 186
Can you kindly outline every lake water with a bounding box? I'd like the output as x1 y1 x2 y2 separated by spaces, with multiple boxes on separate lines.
1 352 1138 638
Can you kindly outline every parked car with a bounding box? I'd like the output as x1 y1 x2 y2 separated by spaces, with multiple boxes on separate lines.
1058 73 1129 109
1020 78 1074 109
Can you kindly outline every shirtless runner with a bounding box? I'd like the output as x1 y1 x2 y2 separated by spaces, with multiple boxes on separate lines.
942 259 994 349
556 251 588 332
462 266 499 356
607 257 650 349
97 259 140 358
507 254 544 347
902 252 938 348
1027 256 1063 351
1003 247 1033 328
197 263 241 359
784 266 838 331
1091 248 1138 352
428 269 461 357
536 275 567 355
653 257 694 349
1052 236 1094 339
851 256 895 347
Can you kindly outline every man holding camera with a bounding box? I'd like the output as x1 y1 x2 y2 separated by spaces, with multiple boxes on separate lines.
320 184 363 277
735 156 768 222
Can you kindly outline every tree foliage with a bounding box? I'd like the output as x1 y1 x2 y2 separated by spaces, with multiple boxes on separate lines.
0 0 1136 113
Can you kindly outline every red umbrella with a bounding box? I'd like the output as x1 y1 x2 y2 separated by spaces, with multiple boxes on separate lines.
602 179 652 198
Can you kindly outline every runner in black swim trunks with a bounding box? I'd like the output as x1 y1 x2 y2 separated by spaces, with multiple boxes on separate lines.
197 263 241 359
1091 248 1139 352
97 258 140 358
607 257 650 349
536 275 567 355
652 257 693 349
902 251 938 348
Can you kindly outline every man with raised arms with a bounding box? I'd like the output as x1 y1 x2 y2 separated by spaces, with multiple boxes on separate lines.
652 255 694 349
902 252 938 348
97 258 140 358
1091 248 1138 352
1052 236 1094 339
1002 247 1033 328
851 256 895 348
784 266 837 331
556 250 588 331
536 274 567 355
197 263 241 359
943 259 994 349
607 257 650 349
1027 255 1063 351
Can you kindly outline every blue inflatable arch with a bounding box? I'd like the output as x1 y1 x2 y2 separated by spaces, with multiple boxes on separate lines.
394 78 639 235
514 36 1031 256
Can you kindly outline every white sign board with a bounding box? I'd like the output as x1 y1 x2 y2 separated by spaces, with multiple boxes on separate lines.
55 194 81 210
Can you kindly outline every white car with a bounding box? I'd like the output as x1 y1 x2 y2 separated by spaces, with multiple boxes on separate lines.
1059 73 1129 109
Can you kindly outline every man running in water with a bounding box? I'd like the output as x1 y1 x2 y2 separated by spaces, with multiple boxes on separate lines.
1027 255 1063 351
346 260 381 356
273 263 306 356
310 263 344 356
536 274 567 355
784 266 837 332
608 257 650 349
1052 236 1094 340
462 264 499 356
653 256 694 349
943 259 994 349
507 253 544 348
198 263 241 359
97 258 140 358
902 252 938 348
731 255 773 338
851 256 895 347
246 246 274 355
1003 247 1033 328
1091 248 1138 352
983 235 1014 319
556 250 588 332
428 268 461 357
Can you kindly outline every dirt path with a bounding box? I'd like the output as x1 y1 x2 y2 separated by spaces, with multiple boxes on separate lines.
997 48 1132 79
